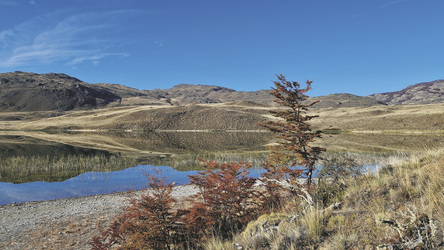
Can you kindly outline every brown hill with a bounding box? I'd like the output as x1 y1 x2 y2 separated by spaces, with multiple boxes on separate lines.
1 101 443 132
147 84 275 106
6 71 437 113
8 104 268 131
146 84 387 108
308 93 386 108
0 72 123 111
370 80 444 105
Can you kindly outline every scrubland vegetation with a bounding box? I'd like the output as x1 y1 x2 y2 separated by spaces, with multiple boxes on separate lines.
201 148 444 249
88 76 444 249
3 74 443 249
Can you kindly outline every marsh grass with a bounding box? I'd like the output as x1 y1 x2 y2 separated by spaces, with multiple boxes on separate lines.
0 154 140 183
169 150 418 173
0 150 269 183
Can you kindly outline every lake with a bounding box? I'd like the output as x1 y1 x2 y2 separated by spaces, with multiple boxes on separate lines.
0 131 442 205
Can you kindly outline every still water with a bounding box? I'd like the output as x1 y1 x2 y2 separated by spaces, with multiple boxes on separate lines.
0 131 441 205
0 165 266 205
0 132 272 205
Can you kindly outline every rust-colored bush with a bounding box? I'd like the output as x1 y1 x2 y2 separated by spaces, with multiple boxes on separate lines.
90 172 191 249
187 160 261 240
261 74 325 187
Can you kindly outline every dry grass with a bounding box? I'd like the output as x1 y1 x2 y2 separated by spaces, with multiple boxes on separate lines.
0 103 269 131
316 133 444 152
207 146 444 249
310 102 444 132
0 102 443 132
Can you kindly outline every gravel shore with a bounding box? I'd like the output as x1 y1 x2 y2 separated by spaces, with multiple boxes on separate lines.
0 185 198 249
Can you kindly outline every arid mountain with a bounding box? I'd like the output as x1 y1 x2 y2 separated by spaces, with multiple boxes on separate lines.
3 72 442 113
0 71 166 111
146 84 388 107
0 72 122 111
307 93 386 108
370 80 444 105
146 84 275 106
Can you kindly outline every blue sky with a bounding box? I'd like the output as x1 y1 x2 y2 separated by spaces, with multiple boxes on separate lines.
0 0 443 96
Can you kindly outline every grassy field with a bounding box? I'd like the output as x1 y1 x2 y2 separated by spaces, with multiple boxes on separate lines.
310 102 444 132
0 102 443 132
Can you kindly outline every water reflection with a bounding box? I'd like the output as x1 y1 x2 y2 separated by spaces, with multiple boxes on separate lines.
0 132 272 183
0 131 442 205
0 165 266 205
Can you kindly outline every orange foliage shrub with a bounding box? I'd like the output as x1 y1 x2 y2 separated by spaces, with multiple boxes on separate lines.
259 74 325 209
261 74 325 188
91 173 191 249
187 160 261 240
91 162 263 248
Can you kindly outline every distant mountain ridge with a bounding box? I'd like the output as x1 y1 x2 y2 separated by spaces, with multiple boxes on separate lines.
147 84 274 106
369 80 444 105
308 93 386 108
0 71 442 112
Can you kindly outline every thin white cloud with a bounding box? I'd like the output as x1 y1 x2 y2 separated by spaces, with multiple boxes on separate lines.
154 40 165 47
380 0 408 8
0 10 136 68
0 0 20 6
68 53 129 66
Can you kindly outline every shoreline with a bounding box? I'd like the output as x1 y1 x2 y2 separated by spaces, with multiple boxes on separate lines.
0 184 198 249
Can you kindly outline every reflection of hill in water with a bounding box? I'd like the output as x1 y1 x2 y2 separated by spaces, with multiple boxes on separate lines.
103 132 273 153
1 132 442 184
0 132 273 183
0 135 113 157
0 135 141 183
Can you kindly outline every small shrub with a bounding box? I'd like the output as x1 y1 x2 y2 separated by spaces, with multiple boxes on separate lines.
260 74 325 190
259 75 325 212
236 213 306 249
303 206 329 242
316 156 361 205
187 160 260 240
90 172 191 249
90 217 126 249
333 233 358 250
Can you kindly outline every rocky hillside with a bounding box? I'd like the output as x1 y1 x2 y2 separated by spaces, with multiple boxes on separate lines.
0 72 123 111
146 84 388 107
3 71 442 113
307 93 386 108
370 80 444 105
146 84 275 106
